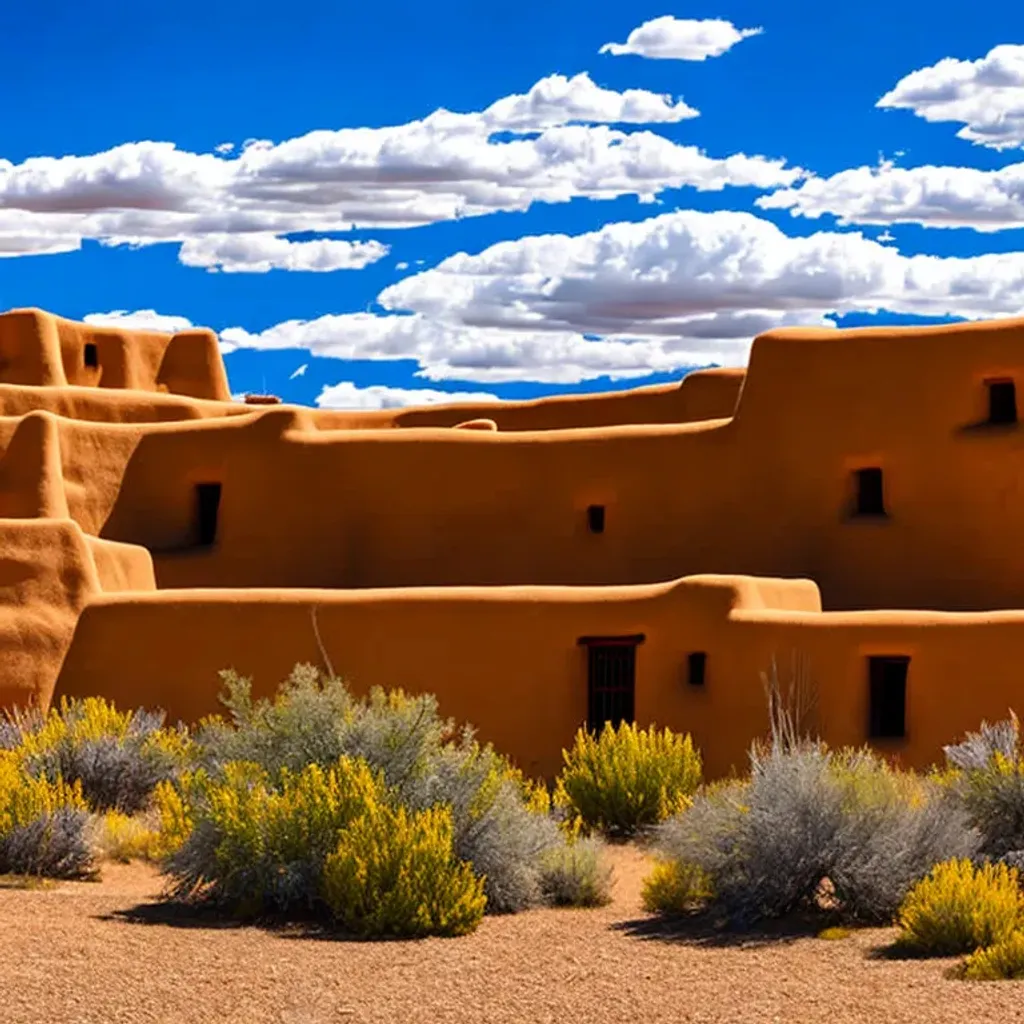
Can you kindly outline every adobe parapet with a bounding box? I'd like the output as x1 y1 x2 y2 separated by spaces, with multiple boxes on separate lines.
0 307 232 401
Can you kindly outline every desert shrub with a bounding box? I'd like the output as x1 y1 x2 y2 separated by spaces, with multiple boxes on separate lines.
896 859 1023 956
195 666 451 790
962 930 1024 980
0 753 93 878
652 742 979 925
163 757 382 915
537 837 613 908
828 753 980 922
92 811 162 863
943 716 1024 859
557 722 702 838
641 859 714 915
192 666 570 913
5 697 192 815
322 802 485 937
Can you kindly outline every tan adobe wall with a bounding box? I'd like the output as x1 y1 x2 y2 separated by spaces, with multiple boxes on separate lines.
51 573 1024 780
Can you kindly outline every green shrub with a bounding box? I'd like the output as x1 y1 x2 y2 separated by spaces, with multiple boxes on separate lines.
322 802 486 937
537 837 613 907
896 859 1023 956
163 756 383 914
4 697 192 814
557 722 702 838
194 666 568 913
92 810 162 863
962 930 1024 980
0 752 93 878
943 716 1024 860
641 858 714 914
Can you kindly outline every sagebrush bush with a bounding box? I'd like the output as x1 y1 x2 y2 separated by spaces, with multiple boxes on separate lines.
641 859 714 915
652 742 979 925
557 722 702 838
943 716 1024 859
192 666 569 913
0 753 93 878
4 697 192 814
896 859 1023 956
322 802 486 937
962 930 1024 980
537 837 613 908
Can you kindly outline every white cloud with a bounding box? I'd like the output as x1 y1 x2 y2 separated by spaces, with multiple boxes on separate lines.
600 16 762 61
480 72 698 128
0 73 800 266
878 44 1024 150
219 208 1024 383
316 380 500 409
83 309 199 333
215 142 235 154
395 261 409 270
178 233 389 273
758 159 1024 230
289 363 309 379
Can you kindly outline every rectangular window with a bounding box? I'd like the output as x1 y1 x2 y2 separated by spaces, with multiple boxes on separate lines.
687 652 707 686
84 343 99 369
868 656 908 739
579 637 640 732
195 483 222 547
988 380 1017 425
854 467 886 517
587 504 605 534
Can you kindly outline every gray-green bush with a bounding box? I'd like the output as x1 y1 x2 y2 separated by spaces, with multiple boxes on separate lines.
190 665 585 913
653 742 979 925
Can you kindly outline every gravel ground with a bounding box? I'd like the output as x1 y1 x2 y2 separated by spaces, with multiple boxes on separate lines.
2 846 1024 1024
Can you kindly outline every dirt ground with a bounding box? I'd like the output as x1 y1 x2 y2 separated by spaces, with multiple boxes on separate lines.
2 845 1023 1024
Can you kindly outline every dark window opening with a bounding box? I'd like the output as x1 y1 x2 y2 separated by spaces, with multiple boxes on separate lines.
83 343 98 369
868 656 908 739
687 652 707 687
584 642 636 732
195 483 222 547
988 380 1017 425
854 467 886 517
587 504 605 534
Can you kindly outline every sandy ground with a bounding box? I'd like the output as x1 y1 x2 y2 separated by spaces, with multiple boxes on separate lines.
2 846 1024 1024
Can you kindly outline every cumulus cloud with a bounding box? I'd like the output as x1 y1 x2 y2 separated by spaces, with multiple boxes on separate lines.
480 72 698 127
83 309 199 333
316 380 501 409
878 44 1024 150
600 16 762 61
178 233 389 272
0 73 800 267
218 208 1024 383
758 159 1024 230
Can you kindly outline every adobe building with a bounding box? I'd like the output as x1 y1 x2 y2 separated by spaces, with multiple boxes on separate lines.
2 305 1024 778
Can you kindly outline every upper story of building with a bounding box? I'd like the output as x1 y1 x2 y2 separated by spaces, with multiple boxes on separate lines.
4 308 1024 611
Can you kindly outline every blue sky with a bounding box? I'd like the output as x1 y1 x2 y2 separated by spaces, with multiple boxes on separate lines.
1 1 1023 407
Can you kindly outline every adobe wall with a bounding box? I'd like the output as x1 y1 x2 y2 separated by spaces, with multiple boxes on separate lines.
0 308 232 401
51 573 1024 779
84 316 1024 612
0 518 155 710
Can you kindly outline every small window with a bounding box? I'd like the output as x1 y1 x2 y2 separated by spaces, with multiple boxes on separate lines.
584 643 636 731
854 467 886 517
988 380 1017 425
868 656 908 739
587 505 605 534
195 483 222 547
687 652 707 687
83 343 99 369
